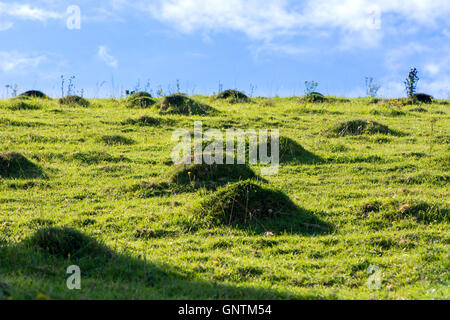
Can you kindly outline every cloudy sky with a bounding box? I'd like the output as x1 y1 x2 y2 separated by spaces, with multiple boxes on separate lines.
0 0 449 98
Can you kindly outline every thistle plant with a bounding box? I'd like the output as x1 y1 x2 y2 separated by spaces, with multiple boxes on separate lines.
404 68 419 98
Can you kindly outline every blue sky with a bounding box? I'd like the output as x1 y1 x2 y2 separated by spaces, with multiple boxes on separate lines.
1 0 449 98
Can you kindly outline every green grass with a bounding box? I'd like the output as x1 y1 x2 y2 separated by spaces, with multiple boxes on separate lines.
0 95 448 300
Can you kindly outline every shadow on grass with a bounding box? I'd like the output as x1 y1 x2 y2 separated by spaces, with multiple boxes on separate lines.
0 227 309 299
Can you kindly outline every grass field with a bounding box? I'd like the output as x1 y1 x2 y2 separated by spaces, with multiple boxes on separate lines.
0 94 448 300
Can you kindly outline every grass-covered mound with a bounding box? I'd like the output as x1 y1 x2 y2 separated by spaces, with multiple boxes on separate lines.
300 92 326 103
272 136 323 164
0 99 42 110
210 134 322 164
216 90 250 103
59 95 90 107
125 92 156 108
99 135 135 146
193 180 329 233
24 227 112 259
18 90 48 99
0 152 43 179
158 93 214 115
194 180 295 225
412 93 433 104
328 120 400 136
171 162 259 189
122 116 161 126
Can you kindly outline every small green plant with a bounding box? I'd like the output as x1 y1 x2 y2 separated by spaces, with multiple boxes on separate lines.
60 75 65 97
5 84 18 98
304 81 319 95
67 76 76 96
134 79 141 93
404 68 419 99
365 77 380 97
144 79 152 95
249 84 256 98
156 85 164 97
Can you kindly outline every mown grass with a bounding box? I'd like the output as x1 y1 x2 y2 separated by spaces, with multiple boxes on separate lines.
0 95 448 300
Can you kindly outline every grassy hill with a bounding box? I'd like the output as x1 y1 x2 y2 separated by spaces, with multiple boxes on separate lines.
0 95 448 300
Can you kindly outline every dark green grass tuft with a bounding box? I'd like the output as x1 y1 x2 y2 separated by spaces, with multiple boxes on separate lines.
59 95 90 107
0 152 44 179
122 116 161 126
72 151 128 164
125 92 156 108
329 119 401 136
99 135 135 146
409 107 428 113
127 181 177 197
383 201 449 224
158 94 215 115
216 90 250 103
24 227 112 259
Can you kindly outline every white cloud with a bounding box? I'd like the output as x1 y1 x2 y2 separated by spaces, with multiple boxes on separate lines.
140 0 450 46
421 77 450 98
251 42 311 58
0 51 46 72
384 42 430 72
97 46 118 68
0 2 62 21
424 64 440 76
